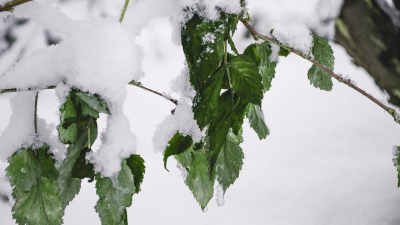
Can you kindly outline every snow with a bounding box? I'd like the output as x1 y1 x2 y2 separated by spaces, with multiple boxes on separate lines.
262 21 313 55
180 0 244 22
36 118 67 162
270 44 280 62
0 92 36 160
170 65 196 101
215 183 225 206
88 110 137 177
153 102 204 153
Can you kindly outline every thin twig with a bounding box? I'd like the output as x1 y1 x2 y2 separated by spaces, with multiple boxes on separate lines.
119 0 130 23
34 91 38 134
1 82 178 105
240 19 400 123
128 81 178 105
0 0 31 12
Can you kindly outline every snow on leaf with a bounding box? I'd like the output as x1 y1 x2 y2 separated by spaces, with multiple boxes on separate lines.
95 159 136 225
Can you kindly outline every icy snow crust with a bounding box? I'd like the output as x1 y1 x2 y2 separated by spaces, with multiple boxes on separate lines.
0 0 242 177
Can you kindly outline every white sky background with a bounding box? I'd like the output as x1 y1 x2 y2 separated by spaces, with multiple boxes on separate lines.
1 0 400 224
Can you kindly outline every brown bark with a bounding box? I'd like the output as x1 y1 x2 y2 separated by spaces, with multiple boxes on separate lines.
335 0 400 107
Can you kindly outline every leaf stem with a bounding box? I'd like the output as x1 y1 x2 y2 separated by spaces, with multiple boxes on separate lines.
34 91 38 134
119 0 130 23
224 40 233 89
240 19 400 124
0 0 31 12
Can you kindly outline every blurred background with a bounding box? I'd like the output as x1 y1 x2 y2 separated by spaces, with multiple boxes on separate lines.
0 0 400 224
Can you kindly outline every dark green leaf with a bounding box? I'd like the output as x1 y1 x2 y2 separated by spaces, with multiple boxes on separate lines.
71 147 94 181
257 43 277 92
193 65 226 129
57 118 98 208
208 90 247 176
71 91 110 118
181 15 227 90
278 47 290 57
58 97 78 144
163 132 193 171
228 36 239 55
126 154 146 194
215 134 244 193
36 145 59 181
95 160 136 225
307 34 335 91
230 55 263 106
185 151 214 210
246 103 269 139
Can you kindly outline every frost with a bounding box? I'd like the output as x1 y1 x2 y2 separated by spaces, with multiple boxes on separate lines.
153 102 204 153
264 21 313 56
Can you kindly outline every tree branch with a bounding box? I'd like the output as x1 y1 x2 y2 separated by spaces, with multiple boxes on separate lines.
240 19 400 123
0 0 31 12
0 82 178 105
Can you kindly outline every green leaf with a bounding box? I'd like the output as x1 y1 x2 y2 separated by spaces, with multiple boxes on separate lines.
7 147 64 225
246 103 270 139
257 43 277 92
71 147 94 181
58 97 78 144
394 146 400 187
175 148 193 169
95 160 136 225
185 150 214 210
12 177 64 225
243 43 277 92
57 118 98 208
230 55 263 106
193 65 226 129
278 47 290 57
37 145 59 181
71 91 110 118
7 148 41 193
181 15 227 90
208 90 247 176
215 134 244 193
228 36 239 55
307 34 335 91
230 127 244 144
163 132 193 171
126 154 146 194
